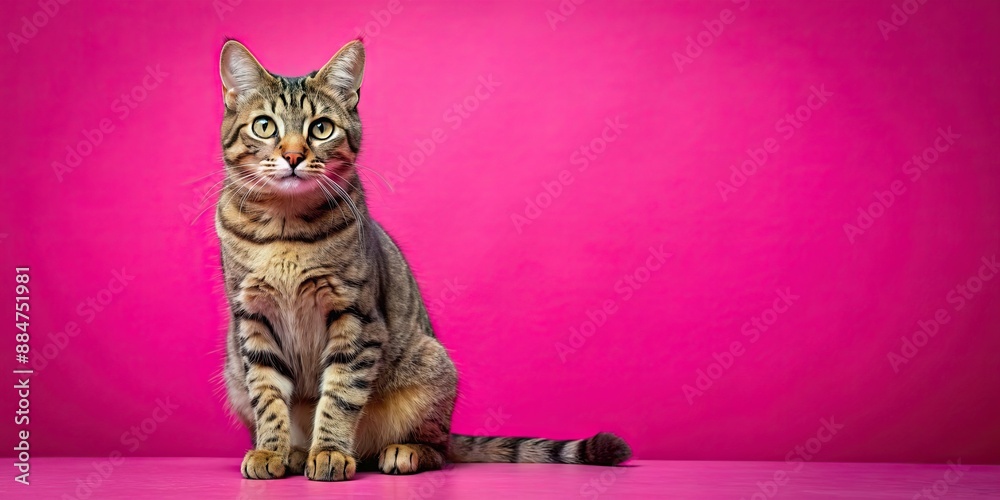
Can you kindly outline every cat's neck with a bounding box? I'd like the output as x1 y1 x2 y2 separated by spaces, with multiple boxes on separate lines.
219 172 369 231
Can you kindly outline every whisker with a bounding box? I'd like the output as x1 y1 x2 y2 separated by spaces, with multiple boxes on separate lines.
324 172 364 219
352 162 395 193
239 175 269 215
189 203 219 226
181 169 226 185
355 170 387 202
188 173 255 225
319 175 365 253
315 179 351 232
196 176 240 206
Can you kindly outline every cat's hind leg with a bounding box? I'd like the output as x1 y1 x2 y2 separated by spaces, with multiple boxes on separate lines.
356 337 457 475
374 393 453 475
286 447 308 475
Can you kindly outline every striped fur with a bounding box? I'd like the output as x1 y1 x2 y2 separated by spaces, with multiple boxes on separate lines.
216 40 630 481
449 433 631 466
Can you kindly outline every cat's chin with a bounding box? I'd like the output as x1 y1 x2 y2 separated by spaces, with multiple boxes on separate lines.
269 176 321 195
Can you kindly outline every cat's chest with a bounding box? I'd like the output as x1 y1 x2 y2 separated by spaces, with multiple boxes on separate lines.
232 245 358 335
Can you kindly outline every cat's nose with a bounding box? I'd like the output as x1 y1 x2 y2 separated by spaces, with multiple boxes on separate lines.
283 151 304 168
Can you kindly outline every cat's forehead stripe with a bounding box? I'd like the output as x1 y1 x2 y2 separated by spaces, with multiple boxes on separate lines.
266 77 324 117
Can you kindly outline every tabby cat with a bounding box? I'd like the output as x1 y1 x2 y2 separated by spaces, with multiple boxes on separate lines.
216 39 631 480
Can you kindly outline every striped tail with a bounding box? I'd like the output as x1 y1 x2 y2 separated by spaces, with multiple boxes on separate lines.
448 432 631 466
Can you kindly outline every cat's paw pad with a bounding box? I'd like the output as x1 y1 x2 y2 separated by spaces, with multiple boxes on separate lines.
305 449 356 481
287 447 308 475
241 449 286 479
378 444 420 474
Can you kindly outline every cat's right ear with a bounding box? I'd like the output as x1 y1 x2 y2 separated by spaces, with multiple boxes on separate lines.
220 40 271 110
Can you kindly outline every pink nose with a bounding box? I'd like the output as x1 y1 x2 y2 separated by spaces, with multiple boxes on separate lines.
283 152 304 168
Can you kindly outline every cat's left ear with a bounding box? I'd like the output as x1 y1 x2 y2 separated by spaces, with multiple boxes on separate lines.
315 40 365 110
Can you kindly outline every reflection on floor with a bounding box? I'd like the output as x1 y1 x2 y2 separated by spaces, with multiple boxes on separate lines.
8 457 1000 499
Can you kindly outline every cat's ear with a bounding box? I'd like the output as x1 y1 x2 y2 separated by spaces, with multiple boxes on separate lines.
315 40 365 110
220 40 271 110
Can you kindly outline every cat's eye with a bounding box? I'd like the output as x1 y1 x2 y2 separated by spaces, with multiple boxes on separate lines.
310 119 335 140
251 116 277 139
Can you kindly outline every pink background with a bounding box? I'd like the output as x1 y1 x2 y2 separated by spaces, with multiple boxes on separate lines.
2 0 998 464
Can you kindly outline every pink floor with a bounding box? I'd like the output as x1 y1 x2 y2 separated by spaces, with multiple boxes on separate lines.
5 458 998 499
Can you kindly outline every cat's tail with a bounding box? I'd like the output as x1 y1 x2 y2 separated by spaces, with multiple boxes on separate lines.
447 432 631 466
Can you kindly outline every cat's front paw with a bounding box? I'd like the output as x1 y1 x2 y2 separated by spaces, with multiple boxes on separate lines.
241 449 286 479
305 449 356 481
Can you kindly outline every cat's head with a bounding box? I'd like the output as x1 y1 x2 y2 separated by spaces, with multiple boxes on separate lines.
219 39 364 197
